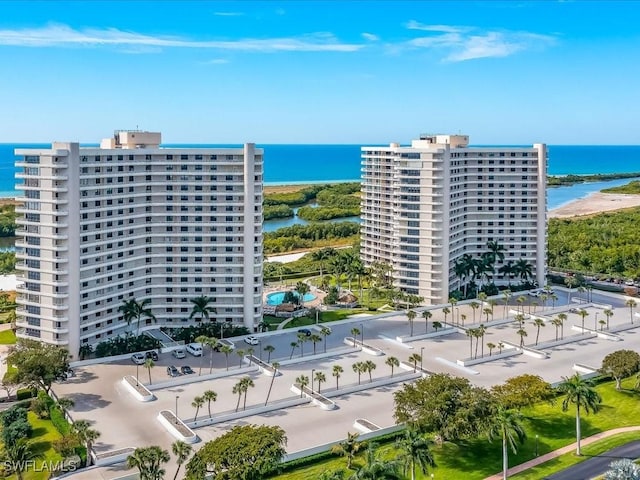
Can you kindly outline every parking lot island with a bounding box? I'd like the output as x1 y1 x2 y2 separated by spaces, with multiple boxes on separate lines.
121 375 155 402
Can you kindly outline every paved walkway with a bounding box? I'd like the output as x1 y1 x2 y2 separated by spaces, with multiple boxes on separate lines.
484 426 640 479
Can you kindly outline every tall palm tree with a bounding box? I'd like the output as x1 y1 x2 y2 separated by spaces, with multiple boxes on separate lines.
477 324 488 357
264 344 275 363
189 295 216 322
296 374 309 397
195 334 209 375
364 360 377 383
565 276 578 303
351 442 403 479
483 307 493 323
297 333 308 357
127 446 170 480
2 439 40 480
487 408 527 480
396 428 435 480
233 380 243 412
498 261 516 287
220 344 233 371
289 341 299 359
407 310 417 337
73 420 101 467
578 309 589 332
421 310 432 333
119 298 155 336
603 308 614 329
171 441 192 480
199 336 218 374
236 348 246 368
386 356 400 377
558 312 568 339
626 299 637 324
517 328 527 347
311 247 336 285
533 318 545 345
470 301 480 323
191 396 204 422
203 390 217 418
265 362 280 405
557 374 602 455
353 362 365 385
331 432 362 469
466 328 476 358
442 307 450 325
332 364 344 390
502 290 512 319
487 342 496 356
296 281 310 308
320 326 332 353
241 376 254 411
515 258 533 282
310 334 322 355
144 358 154 385
408 353 422 373
350 327 361 347
551 317 563 341
314 371 327 393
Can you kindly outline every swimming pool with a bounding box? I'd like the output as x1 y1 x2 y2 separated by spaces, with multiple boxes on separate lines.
266 291 317 306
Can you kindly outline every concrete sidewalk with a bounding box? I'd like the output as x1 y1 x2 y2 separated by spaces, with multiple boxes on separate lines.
484 425 640 479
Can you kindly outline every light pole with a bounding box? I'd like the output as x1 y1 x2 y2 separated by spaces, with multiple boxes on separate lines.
360 323 364 346
535 434 539 457
420 346 424 371
136 363 139 386
258 340 262 361
311 368 315 393
594 312 599 331
175 395 180 424
316 309 319 324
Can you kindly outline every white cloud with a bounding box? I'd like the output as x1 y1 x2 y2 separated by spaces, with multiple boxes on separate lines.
203 58 230 64
361 32 379 42
213 12 244 16
403 22 555 61
0 24 364 52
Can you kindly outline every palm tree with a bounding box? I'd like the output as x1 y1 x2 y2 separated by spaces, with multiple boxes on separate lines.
386 356 400 377
442 306 450 325
551 317 562 341
565 276 578 302
449 297 458 324
310 334 322 355
408 353 422 373
466 328 476 358
312 247 336 284
626 299 637 324
320 326 332 353
289 341 299 359
72 420 101 467
516 295 526 314
236 348 246 368
127 446 170 480
263 344 275 363
517 327 527 347
332 364 343 390
296 374 309 397
331 432 362 469
515 258 533 283
578 309 589 332
353 362 365 385
241 376 255 410
203 390 217 418
2 439 40 480
551 293 558 308
477 324 488 357
533 318 545 345
557 374 602 455
195 334 209 375
350 327 361 347
191 396 204 422
144 358 154 385
603 308 614 330
314 371 327 393
406 309 417 336
233 379 243 412
498 341 504 354
396 428 435 480
422 310 432 333
264 361 280 406
297 333 308 357
189 295 216 322
470 301 480 323
432 321 442 332
171 441 192 480
352 442 403 479
364 360 377 383
558 312 568 339
199 336 218 374
460 313 467 326
487 342 496 356
483 307 493 323
502 290 512 319
220 344 233 371
56 396 75 412
119 297 155 336
487 408 527 480
295 281 310 308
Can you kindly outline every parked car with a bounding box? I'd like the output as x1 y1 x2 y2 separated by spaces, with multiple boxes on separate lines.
186 343 203 356
180 365 194 375
244 336 259 345
172 349 186 359
131 353 146 365
569 307 581 314
297 328 312 337
145 351 159 361
167 365 180 377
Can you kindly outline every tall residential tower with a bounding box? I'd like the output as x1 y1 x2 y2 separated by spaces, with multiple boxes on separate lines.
361 134 546 304
15 131 263 357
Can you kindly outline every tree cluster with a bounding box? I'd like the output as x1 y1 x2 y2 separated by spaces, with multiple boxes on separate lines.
264 222 360 254
0 204 16 237
264 204 294 220
5 339 71 392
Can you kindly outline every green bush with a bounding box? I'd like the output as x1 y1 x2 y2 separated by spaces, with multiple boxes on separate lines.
264 204 295 220
16 387 36 401
49 405 71 435
2 418 32 444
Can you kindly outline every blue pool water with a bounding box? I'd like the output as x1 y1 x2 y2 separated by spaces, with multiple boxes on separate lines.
266 291 316 306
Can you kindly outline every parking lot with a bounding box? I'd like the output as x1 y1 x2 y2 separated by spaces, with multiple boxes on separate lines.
56 287 640 480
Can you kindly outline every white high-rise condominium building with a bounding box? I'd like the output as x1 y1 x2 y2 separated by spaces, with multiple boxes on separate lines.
15 131 263 358
361 134 546 304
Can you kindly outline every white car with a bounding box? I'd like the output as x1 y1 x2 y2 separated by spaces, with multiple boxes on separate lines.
244 336 259 346
528 289 543 297
172 349 186 359
131 353 145 365
186 343 203 357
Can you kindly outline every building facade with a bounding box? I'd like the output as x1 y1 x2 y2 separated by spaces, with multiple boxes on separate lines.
361 134 546 304
15 131 263 357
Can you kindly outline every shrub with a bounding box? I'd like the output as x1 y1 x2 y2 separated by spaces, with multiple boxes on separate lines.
16 387 36 401
1 405 28 427
30 396 51 419
53 433 80 457
2 418 32 445
50 405 72 435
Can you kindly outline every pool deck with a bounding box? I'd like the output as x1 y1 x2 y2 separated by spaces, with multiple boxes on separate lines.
263 284 326 309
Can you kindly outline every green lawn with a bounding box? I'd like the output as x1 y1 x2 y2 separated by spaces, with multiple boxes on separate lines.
2 411 64 480
0 328 16 344
270 377 640 480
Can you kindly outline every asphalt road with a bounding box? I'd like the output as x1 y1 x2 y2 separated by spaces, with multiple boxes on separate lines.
545 440 640 480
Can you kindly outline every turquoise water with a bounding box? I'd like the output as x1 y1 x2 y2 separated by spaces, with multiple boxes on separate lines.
266 291 316 306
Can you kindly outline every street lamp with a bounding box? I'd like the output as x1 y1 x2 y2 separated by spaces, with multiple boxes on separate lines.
136 363 139 386
535 434 539 457
360 323 364 346
258 340 262 361
175 395 180 424
595 312 599 331
420 346 424 371
311 368 315 393
315 309 319 324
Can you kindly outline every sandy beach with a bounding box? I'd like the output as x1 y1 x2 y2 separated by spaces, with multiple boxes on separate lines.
549 192 640 218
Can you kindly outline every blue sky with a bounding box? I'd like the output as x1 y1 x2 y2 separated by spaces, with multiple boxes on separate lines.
0 1 639 144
